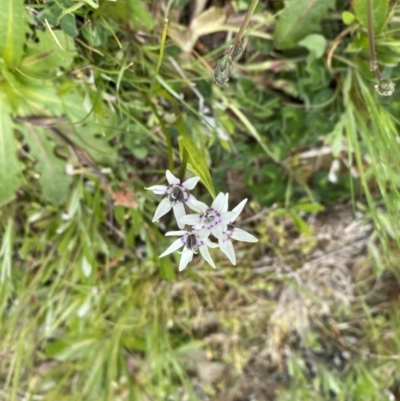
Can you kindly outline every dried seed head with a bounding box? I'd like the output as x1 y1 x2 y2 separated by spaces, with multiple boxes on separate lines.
186 234 198 252
214 55 233 85
374 79 396 96
169 186 184 202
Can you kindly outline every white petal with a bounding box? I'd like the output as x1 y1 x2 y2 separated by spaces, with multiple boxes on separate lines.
222 193 229 212
166 170 180 185
179 248 193 271
173 203 186 229
231 199 247 220
153 198 173 222
159 238 185 258
221 211 236 224
187 198 208 213
199 245 216 268
204 238 219 248
211 192 226 213
219 237 236 265
182 176 200 190
230 227 258 242
179 214 202 226
212 223 223 238
145 185 168 195
165 230 188 237
197 228 212 240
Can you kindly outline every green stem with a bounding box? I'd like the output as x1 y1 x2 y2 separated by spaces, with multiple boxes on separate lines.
226 0 260 57
151 18 169 94
178 148 189 183
367 0 382 81
147 97 174 171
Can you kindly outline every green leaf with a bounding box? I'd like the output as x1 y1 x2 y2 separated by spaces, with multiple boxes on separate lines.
292 203 324 213
289 210 312 236
342 11 355 25
60 13 79 37
274 0 336 49
20 30 76 76
106 0 154 30
22 126 72 205
298 34 327 62
128 0 154 31
0 93 22 206
353 0 388 33
0 0 26 66
178 135 216 198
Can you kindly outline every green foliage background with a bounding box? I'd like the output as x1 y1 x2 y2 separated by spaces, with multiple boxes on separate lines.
1 0 400 400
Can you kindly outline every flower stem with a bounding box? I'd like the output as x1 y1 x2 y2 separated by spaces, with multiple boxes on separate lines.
367 0 382 81
151 18 169 94
226 0 260 57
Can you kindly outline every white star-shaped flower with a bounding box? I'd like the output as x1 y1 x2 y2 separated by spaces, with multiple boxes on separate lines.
159 230 219 271
179 192 236 238
146 170 200 229
218 199 258 265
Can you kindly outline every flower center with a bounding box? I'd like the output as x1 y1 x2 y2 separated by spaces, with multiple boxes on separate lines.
168 186 184 203
186 234 198 252
204 212 216 224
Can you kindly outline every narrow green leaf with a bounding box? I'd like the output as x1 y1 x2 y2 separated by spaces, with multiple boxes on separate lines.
178 135 216 198
0 93 22 206
0 0 26 65
353 0 388 33
274 0 336 49
290 210 312 236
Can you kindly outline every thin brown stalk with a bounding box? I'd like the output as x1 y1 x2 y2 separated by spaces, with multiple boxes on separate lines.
367 0 382 80
226 0 260 57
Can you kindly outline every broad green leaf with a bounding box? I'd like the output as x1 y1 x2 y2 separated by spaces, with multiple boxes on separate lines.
0 0 26 66
298 34 327 62
17 80 64 116
20 30 76 76
0 93 22 206
60 91 117 166
60 13 79 37
274 0 336 49
129 0 155 31
22 126 72 205
342 11 355 25
353 0 388 33
178 135 216 198
106 0 154 31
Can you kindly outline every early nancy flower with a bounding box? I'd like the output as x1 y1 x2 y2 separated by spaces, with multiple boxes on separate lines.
179 192 236 238
218 199 258 265
159 230 219 271
146 170 200 229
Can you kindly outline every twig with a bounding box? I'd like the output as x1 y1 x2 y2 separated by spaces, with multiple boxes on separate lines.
226 0 260 57
367 0 382 80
